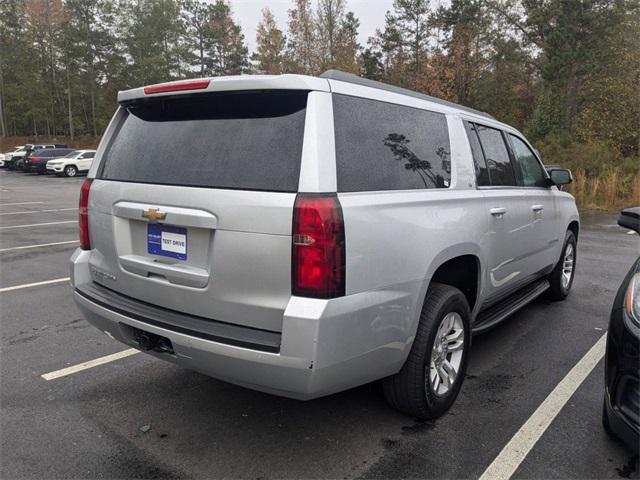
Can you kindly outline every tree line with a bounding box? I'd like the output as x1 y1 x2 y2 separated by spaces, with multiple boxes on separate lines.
0 0 638 171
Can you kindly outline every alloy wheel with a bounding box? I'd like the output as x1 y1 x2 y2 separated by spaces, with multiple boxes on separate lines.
562 243 574 290
427 312 465 397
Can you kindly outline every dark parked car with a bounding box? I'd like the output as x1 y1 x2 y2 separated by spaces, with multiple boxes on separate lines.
603 207 640 452
11 143 68 171
23 148 75 173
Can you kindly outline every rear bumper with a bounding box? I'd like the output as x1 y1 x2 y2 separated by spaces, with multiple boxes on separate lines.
70 249 420 399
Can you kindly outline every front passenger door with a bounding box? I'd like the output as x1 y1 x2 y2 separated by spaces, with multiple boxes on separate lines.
507 134 559 271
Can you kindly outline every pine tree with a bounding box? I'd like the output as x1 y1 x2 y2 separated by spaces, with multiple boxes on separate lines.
62 0 119 136
205 1 248 75
119 0 187 86
286 0 318 74
0 0 31 135
252 8 286 74
316 0 345 70
333 11 360 73
387 0 431 88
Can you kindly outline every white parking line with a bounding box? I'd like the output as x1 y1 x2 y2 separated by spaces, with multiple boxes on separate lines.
0 277 70 293
0 220 77 230
41 349 140 381
0 240 79 252
0 201 44 206
479 334 607 480
0 208 76 216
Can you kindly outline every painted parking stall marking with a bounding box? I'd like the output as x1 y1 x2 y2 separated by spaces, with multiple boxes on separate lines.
0 240 79 253
479 334 607 480
41 349 140 381
0 201 44 206
0 220 77 230
0 207 77 216
0 277 70 293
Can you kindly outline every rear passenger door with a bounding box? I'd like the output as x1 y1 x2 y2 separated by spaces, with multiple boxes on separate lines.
465 122 538 303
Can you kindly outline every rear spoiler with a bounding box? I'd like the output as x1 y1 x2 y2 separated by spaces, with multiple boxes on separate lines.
118 74 330 104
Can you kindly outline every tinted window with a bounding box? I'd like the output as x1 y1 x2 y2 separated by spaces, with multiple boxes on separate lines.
509 135 546 187
474 125 516 186
32 149 56 157
333 95 451 192
464 122 490 186
82 152 95 159
99 91 307 192
47 149 72 156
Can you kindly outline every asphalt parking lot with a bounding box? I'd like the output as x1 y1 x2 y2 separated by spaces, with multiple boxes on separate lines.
1 169 638 479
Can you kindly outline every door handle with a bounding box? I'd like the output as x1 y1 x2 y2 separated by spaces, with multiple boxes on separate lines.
532 205 544 212
490 207 507 217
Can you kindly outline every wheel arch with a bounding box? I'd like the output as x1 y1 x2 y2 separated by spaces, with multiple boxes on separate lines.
427 252 481 313
568 220 579 240
415 244 483 332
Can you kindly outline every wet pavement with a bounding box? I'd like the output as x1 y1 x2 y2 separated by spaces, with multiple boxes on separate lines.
1 170 638 479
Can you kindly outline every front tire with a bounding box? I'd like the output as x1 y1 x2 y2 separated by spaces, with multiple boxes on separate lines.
64 165 77 177
383 283 471 419
546 230 577 301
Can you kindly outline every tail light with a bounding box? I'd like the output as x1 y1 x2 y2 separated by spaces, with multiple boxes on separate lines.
79 179 92 250
292 194 345 298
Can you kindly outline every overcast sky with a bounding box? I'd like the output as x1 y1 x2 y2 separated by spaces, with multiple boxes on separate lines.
228 0 397 52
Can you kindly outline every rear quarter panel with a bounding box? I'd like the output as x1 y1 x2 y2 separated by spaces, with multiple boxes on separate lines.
337 115 488 367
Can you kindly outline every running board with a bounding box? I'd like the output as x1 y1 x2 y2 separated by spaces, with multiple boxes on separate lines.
472 279 550 335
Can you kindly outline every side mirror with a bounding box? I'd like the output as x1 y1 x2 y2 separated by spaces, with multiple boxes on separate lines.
548 168 572 186
618 207 640 234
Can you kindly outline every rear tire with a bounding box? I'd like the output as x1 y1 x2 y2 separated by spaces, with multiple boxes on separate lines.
64 165 77 177
383 283 471 419
546 230 577 301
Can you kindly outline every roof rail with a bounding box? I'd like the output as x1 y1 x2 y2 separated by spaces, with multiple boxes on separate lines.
320 70 494 120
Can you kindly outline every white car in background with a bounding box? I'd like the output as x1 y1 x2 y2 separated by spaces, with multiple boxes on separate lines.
46 149 96 177
0 146 24 167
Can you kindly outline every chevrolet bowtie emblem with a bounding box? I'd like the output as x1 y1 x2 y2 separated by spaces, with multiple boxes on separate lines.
142 208 167 222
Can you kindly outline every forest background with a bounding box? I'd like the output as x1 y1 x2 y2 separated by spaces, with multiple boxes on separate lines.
1 0 638 209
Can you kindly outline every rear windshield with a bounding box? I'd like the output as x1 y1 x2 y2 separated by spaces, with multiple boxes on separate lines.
99 90 308 192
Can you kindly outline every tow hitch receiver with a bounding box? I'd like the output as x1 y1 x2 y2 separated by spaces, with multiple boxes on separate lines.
132 328 174 354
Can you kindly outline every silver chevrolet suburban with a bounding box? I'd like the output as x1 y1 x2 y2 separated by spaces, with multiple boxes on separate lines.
71 70 579 419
